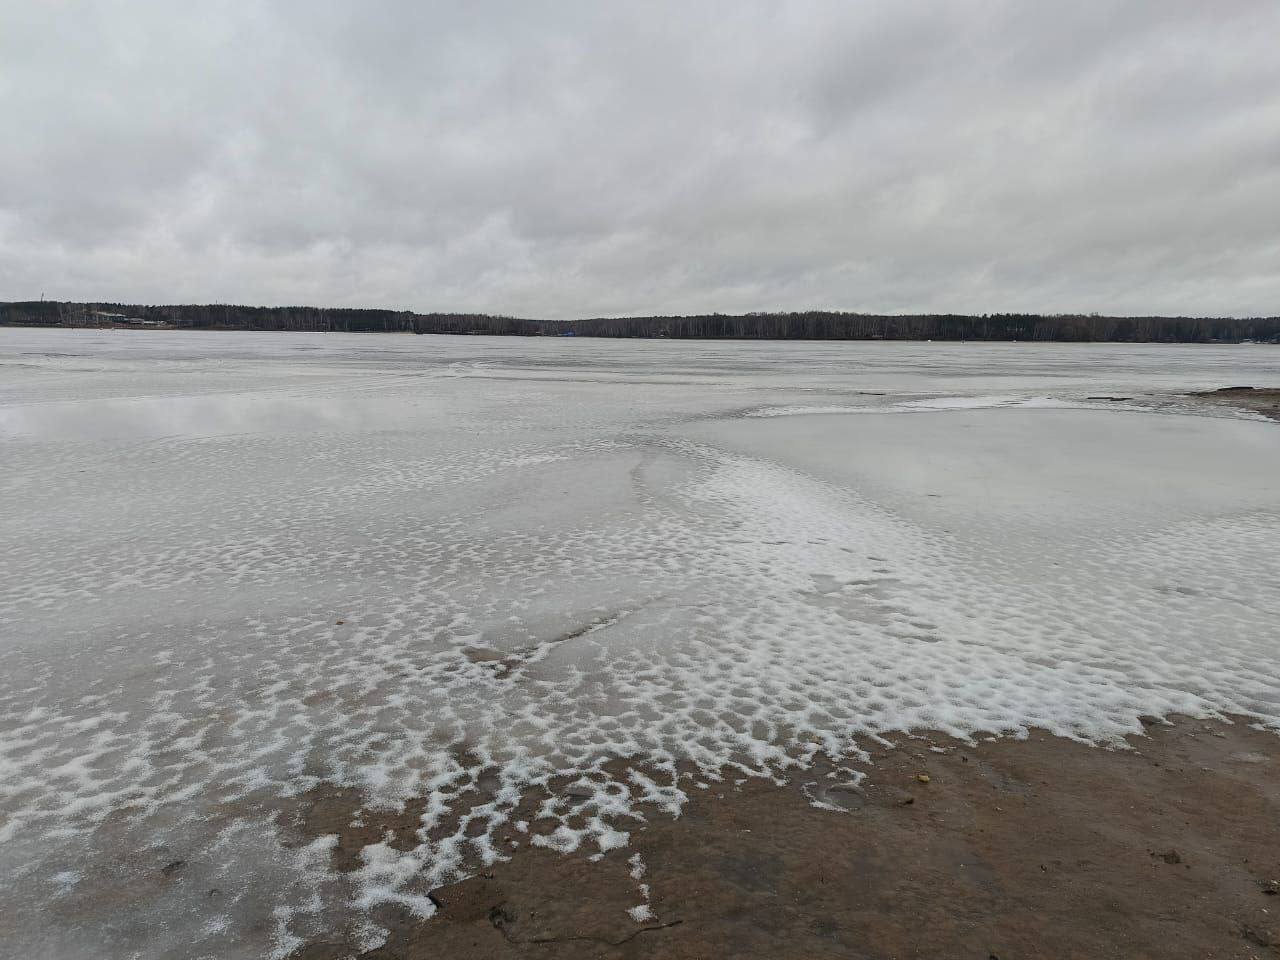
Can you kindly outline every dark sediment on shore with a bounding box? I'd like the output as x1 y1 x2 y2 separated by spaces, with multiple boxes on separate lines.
294 715 1280 959
1188 387 1280 421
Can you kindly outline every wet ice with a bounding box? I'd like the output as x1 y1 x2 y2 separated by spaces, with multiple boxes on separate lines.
1 331 1278 958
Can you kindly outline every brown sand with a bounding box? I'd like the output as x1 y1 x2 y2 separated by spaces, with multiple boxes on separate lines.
293 715 1280 960
1187 387 1280 421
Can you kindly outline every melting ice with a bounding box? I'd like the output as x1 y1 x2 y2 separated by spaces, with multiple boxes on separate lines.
1 331 1278 958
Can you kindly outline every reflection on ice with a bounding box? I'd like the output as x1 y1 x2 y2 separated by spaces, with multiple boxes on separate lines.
0 392 453 440
686 408 1280 529
1 329 1278 959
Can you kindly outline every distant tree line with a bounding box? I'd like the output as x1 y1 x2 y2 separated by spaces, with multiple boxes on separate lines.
2 301 1277 343
0 301 542 335
568 311 1280 342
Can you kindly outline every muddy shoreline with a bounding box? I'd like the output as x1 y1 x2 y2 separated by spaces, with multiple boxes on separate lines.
292 716 1280 959
1188 386 1280 421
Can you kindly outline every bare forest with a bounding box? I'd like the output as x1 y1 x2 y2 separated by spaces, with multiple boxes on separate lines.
2 300 1277 342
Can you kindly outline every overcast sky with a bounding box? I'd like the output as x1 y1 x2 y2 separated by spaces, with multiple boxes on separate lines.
2 2 1278 319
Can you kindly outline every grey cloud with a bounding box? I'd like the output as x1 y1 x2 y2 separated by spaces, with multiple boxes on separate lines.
1 1 1278 318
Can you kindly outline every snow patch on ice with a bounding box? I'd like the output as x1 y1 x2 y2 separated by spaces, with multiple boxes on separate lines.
747 394 1083 417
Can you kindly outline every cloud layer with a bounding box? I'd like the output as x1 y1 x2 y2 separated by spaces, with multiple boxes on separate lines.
3 1 1278 318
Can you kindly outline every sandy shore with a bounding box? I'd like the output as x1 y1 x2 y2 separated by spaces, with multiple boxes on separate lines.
292 716 1279 959
1188 387 1280 421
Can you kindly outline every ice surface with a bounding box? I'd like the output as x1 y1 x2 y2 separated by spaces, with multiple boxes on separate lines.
1 330 1278 957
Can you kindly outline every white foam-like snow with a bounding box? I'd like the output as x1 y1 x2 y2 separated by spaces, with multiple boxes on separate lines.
748 395 1084 417
626 852 654 921
895 394 1064 409
2 330 1278 958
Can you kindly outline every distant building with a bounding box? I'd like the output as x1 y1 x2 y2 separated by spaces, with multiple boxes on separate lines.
92 311 167 328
